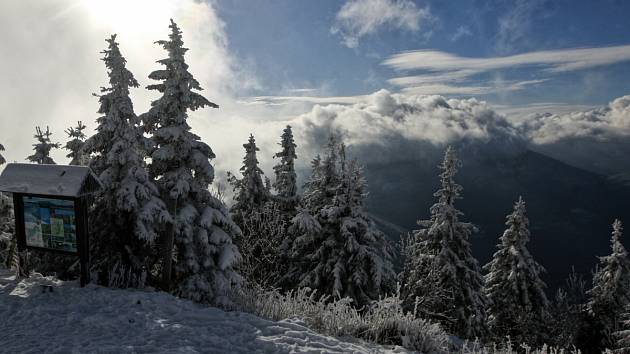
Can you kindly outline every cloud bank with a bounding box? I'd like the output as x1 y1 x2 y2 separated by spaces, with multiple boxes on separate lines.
291 89 522 162
282 89 630 175
331 0 433 48
519 95 630 144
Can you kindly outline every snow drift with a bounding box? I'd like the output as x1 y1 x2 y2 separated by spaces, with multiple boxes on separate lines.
0 271 412 354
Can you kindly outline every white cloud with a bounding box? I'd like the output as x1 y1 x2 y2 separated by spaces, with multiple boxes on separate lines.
495 0 548 54
292 89 518 151
399 79 546 96
275 89 630 175
400 84 494 95
493 102 597 121
518 95 630 144
250 88 630 158
331 0 433 48
0 0 283 184
286 88 319 94
450 25 472 42
383 45 630 96
251 95 366 106
383 45 630 73
388 69 478 86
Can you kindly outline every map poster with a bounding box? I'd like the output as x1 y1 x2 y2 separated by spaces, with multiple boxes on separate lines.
23 196 78 253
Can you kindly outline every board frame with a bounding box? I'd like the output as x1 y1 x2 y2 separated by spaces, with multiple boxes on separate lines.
13 192 90 286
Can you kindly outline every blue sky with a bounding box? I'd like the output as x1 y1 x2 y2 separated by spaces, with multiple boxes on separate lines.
216 0 630 108
1 0 630 171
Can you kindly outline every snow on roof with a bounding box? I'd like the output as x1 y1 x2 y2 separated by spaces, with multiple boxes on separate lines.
0 163 102 197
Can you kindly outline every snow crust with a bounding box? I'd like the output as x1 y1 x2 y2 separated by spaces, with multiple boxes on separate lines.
0 271 408 354
0 163 100 197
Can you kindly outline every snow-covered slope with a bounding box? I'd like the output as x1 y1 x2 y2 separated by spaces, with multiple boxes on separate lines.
0 271 408 354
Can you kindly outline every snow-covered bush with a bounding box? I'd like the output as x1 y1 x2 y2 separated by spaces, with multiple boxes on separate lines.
460 340 582 354
236 201 288 287
235 284 450 353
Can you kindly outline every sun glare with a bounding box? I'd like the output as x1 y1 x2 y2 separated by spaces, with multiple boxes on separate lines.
82 0 176 33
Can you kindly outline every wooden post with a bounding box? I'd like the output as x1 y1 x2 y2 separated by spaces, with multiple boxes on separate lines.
75 197 90 287
12 194 28 279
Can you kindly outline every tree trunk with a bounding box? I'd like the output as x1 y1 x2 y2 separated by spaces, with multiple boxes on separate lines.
161 196 177 291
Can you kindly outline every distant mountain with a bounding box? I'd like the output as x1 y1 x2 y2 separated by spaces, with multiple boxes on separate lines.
363 146 630 290
530 135 630 176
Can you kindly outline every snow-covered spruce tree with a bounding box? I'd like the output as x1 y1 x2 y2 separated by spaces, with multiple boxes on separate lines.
483 197 549 344
615 305 630 352
283 140 335 287
141 19 241 304
27 126 59 164
229 134 293 287
0 143 5 166
399 232 454 324
587 219 630 350
64 121 89 165
548 268 588 349
302 136 341 213
0 191 15 269
401 146 487 339
82 34 169 287
272 125 298 208
0 147 14 268
281 138 338 290
279 154 325 288
229 134 269 226
285 137 395 307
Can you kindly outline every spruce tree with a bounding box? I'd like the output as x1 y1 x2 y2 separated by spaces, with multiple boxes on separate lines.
301 136 340 212
83 34 169 287
615 305 630 352
401 146 487 339
285 137 394 307
141 20 241 304
0 144 9 268
0 143 5 166
549 268 588 349
483 197 549 344
273 125 298 206
65 121 89 165
0 177 15 269
27 126 59 164
588 219 630 349
229 134 268 225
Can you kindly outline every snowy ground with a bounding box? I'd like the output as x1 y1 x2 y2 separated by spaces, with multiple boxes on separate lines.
0 270 411 354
